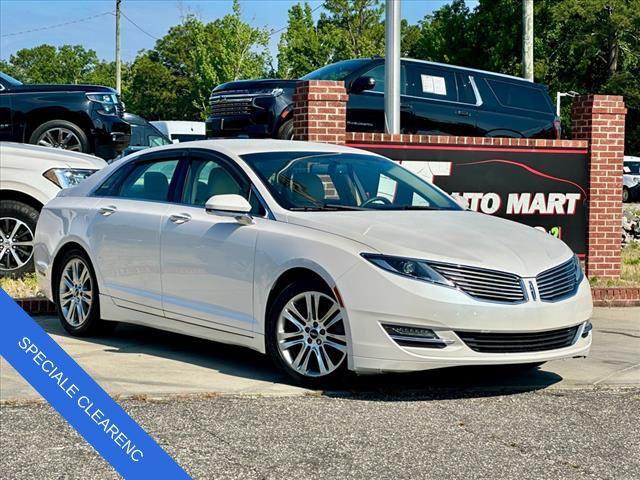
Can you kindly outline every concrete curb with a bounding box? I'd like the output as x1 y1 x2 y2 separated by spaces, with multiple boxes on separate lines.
15 297 57 315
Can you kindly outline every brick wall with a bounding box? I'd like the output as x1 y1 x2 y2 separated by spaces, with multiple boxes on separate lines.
571 95 627 278
292 81 627 279
292 80 348 144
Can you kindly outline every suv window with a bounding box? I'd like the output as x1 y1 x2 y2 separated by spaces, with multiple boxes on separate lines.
486 79 552 112
182 155 265 215
362 64 407 94
456 73 477 105
407 64 457 102
96 158 180 202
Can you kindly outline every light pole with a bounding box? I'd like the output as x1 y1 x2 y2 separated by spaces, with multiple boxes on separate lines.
115 0 122 93
522 0 533 81
384 0 400 134
556 91 579 117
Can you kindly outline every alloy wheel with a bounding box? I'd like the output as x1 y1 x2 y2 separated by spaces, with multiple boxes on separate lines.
276 291 347 378
58 258 93 327
36 127 82 151
0 217 35 272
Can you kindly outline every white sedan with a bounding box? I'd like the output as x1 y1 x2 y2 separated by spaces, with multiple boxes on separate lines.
34 140 593 385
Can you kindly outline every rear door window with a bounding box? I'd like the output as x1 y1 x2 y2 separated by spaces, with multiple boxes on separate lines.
486 79 552 113
407 64 457 102
361 64 408 94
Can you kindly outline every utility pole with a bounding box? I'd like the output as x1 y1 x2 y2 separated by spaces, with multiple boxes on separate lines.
115 0 122 93
522 0 534 81
384 0 400 134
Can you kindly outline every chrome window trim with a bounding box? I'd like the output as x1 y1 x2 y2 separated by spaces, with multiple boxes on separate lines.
361 83 482 107
468 76 483 107
403 57 530 83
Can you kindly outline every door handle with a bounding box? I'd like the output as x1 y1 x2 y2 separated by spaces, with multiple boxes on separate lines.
456 110 470 116
169 213 192 225
98 205 117 216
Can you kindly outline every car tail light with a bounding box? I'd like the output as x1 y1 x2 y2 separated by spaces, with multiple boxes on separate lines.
553 118 562 139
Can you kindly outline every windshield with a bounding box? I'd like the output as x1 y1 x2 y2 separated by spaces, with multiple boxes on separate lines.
624 162 640 174
241 151 461 211
0 72 22 87
129 123 171 147
301 59 372 81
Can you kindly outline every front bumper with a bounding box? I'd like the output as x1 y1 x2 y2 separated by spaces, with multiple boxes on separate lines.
337 260 593 374
90 112 131 159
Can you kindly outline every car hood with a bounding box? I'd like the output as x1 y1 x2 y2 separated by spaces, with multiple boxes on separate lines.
284 210 573 277
213 78 298 93
7 84 115 94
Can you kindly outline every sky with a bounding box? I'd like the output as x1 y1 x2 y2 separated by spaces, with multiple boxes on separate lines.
0 0 459 65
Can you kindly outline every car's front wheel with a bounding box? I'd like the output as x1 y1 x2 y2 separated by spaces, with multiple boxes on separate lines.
266 280 348 386
623 186 630 203
0 200 39 278
29 120 89 153
54 249 113 336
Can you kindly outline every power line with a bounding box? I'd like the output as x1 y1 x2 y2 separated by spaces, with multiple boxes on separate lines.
269 3 323 37
120 10 160 40
1 11 114 38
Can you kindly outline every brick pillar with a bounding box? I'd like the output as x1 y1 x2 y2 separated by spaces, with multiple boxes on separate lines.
292 80 348 144
571 95 627 278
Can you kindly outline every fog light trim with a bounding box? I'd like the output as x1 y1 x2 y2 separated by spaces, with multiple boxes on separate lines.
382 323 454 349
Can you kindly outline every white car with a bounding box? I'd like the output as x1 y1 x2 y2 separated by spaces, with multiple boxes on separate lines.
34 140 592 385
623 156 640 202
150 121 206 143
0 142 106 277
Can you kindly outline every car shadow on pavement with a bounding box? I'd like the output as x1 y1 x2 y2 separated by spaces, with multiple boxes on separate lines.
37 316 563 400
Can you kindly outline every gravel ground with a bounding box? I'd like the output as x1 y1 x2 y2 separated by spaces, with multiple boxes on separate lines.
1 388 639 480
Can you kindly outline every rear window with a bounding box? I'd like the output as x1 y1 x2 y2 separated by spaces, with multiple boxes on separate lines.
487 79 552 113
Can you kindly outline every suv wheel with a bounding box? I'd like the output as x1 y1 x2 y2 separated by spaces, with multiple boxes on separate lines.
623 186 630 203
29 120 89 153
0 200 39 278
276 119 294 140
266 280 348 387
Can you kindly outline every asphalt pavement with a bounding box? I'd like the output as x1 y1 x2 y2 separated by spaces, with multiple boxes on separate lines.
1 307 638 479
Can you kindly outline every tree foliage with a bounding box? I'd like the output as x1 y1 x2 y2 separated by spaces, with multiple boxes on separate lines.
1 0 638 152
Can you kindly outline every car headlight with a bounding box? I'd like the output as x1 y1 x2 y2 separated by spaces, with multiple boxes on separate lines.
572 254 584 284
86 92 119 115
361 253 454 287
43 168 97 189
252 88 283 96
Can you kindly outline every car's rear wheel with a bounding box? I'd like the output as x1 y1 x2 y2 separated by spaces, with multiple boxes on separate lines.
266 280 348 387
29 120 89 153
54 249 114 336
0 200 39 278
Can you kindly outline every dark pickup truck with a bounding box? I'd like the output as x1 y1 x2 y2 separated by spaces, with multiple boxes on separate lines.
0 72 130 160
206 57 560 140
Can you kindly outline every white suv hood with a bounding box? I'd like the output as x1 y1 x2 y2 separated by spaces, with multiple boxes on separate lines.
285 210 573 278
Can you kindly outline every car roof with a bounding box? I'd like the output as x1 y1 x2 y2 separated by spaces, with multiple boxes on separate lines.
138 138 365 157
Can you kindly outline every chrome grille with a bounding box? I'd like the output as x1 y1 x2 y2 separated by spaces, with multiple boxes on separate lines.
429 262 526 303
536 258 578 302
209 97 254 116
456 325 580 353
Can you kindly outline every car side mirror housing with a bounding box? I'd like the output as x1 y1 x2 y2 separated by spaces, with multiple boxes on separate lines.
350 76 376 94
205 194 254 225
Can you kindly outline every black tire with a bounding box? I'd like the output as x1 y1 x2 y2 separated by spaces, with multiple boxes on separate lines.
623 186 630 203
29 119 90 153
276 119 294 140
266 279 348 388
0 200 39 278
53 248 115 336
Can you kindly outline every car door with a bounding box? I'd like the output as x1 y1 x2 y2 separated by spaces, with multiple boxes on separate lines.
346 62 413 133
0 82 13 141
89 150 186 314
406 62 477 136
160 149 264 334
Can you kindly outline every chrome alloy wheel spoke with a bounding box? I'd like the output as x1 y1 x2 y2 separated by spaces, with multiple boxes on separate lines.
0 217 35 271
59 258 93 327
277 291 347 378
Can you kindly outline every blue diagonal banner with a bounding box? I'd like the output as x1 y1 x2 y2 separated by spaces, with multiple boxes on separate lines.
0 289 191 479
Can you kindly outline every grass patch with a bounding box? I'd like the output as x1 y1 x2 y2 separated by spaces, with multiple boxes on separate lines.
590 243 640 287
0 273 42 298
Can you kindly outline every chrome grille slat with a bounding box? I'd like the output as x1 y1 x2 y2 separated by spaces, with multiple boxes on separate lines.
209 97 254 116
536 258 578 302
430 263 525 303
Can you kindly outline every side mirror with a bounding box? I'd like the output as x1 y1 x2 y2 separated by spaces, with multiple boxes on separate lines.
350 76 376 94
205 194 254 225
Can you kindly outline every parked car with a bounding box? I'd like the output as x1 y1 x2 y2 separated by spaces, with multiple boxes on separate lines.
117 113 171 158
206 58 560 140
0 142 106 277
623 156 640 202
0 72 131 160
34 139 592 386
150 121 206 143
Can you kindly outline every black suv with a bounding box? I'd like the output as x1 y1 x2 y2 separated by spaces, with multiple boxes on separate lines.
206 58 560 140
0 72 131 160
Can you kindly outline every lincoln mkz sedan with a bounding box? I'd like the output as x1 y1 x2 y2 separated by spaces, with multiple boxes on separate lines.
34 140 593 385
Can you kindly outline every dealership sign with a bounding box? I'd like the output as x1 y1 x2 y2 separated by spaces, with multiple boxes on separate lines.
349 143 589 255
